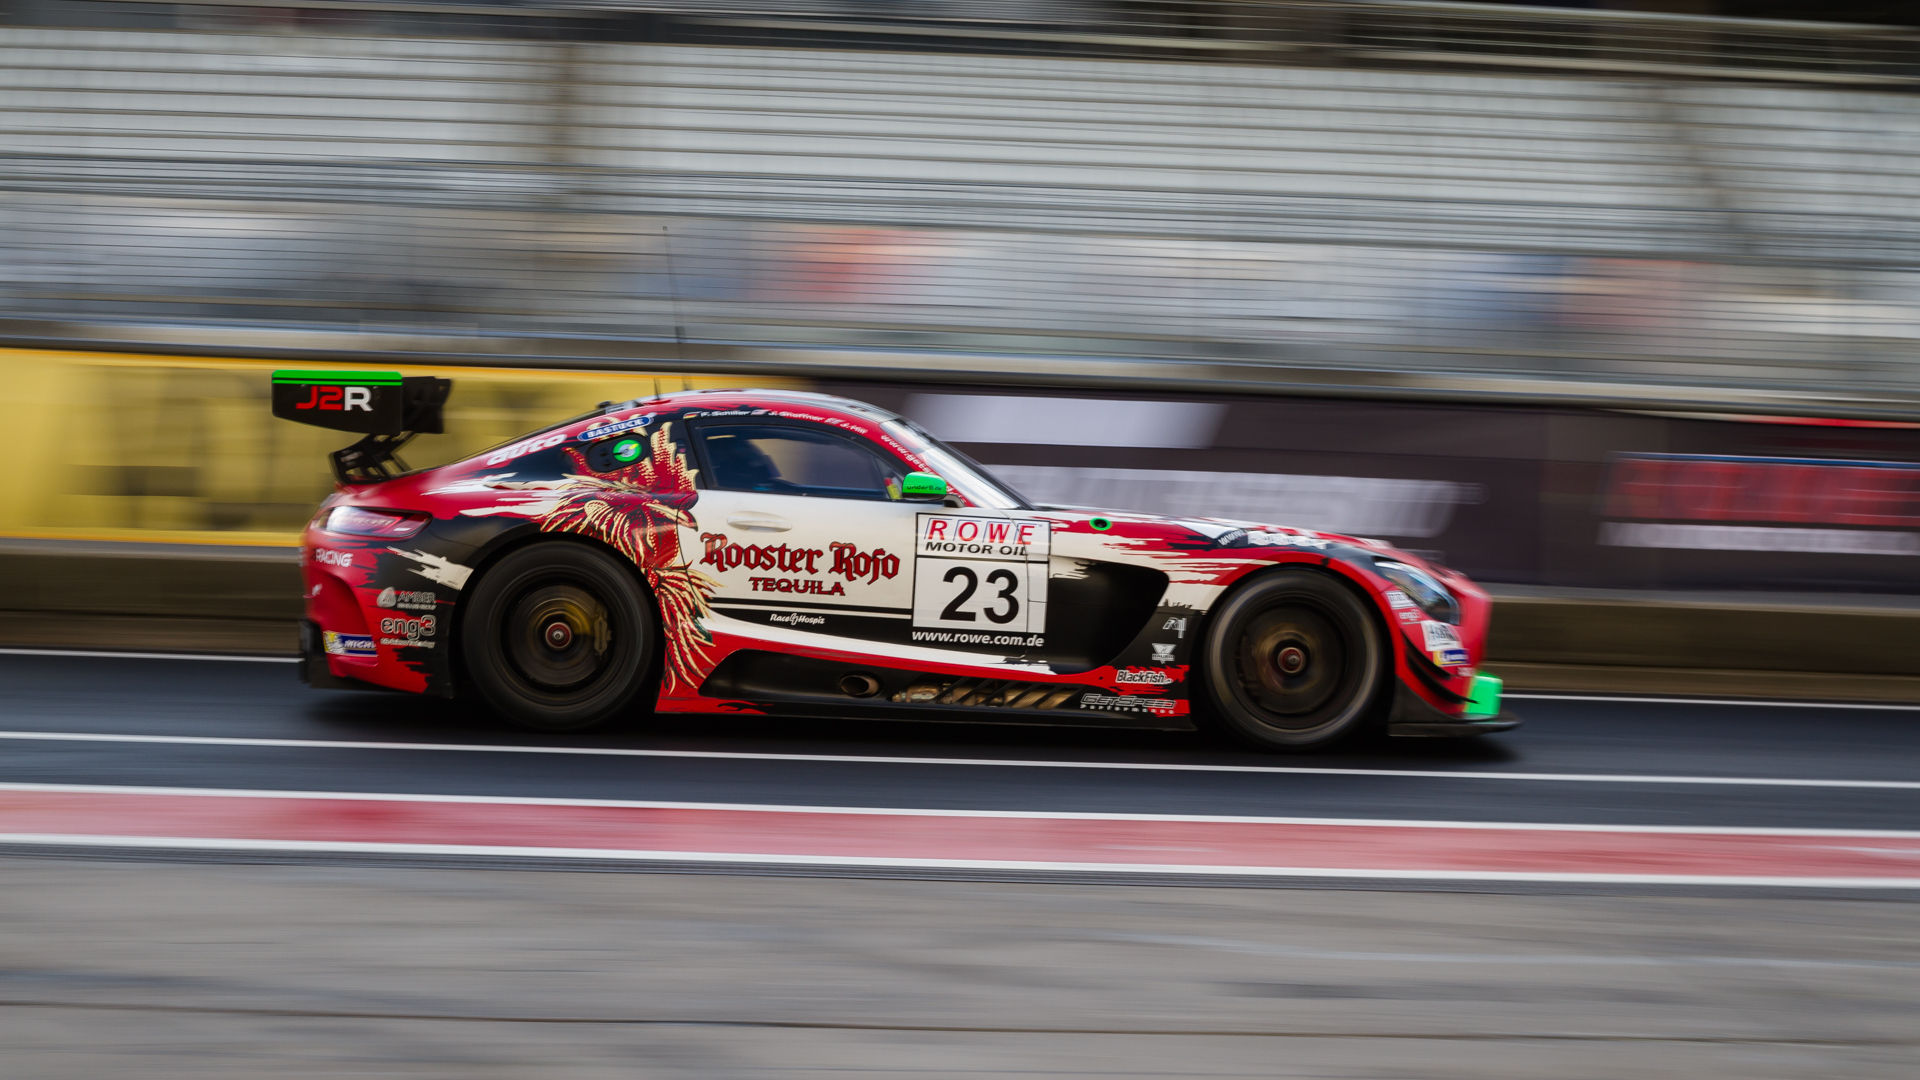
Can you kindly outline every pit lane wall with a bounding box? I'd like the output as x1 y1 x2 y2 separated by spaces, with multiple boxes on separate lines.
2 348 1917 700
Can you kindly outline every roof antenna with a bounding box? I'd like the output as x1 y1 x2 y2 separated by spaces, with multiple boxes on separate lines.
653 377 662 402
662 225 686 364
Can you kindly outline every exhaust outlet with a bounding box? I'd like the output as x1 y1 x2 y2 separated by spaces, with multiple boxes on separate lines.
838 672 882 698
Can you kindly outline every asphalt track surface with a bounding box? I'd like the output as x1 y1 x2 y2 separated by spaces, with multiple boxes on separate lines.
7 651 1920 1078
2 651 1919 851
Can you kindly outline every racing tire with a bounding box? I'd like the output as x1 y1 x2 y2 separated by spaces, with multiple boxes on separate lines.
461 541 658 731
1197 570 1389 751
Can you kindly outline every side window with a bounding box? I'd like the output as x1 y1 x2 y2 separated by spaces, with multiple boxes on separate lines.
693 423 904 500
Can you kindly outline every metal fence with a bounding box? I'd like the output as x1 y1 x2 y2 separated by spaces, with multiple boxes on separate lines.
2 2 1919 401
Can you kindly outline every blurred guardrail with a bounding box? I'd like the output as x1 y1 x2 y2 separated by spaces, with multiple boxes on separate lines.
3 1 1920 417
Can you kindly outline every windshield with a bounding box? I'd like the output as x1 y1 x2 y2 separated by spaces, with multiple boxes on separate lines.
882 419 1032 510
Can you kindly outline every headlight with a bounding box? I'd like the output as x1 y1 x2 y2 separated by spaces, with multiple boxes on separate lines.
1374 560 1459 625
320 506 429 539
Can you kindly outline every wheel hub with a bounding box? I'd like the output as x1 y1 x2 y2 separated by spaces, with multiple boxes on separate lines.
506 585 610 690
1234 604 1346 724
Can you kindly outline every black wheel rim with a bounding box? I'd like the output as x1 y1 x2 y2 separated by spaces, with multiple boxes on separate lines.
503 583 612 692
1232 602 1355 730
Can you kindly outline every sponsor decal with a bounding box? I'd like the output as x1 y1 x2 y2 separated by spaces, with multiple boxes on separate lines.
579 414 653 442
1162 616 1188 638
378 614 437 642
1212 528 1250 549
909 629 1046 647
749 576 846 596
612 439 644 464
376 587 437 611
1246 531 1333 550
1421 621 1468 668
767 612 827 626
1079 692 1177 714
485 431 569 467
917 516 1049 560
913 515 1052 638
1113 667 1179 688
321 631 377 657
1385 588 1416 610
1151 642 1177 663
702 535 825 575
386 548 473 591
295 385 373 412
829 543 902 584
1396 608 1424 624
312 548 355 568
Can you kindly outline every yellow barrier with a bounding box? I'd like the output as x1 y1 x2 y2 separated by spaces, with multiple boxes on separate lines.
0 348 800 546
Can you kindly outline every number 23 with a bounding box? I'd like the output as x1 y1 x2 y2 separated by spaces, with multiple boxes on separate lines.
939 566 1020 624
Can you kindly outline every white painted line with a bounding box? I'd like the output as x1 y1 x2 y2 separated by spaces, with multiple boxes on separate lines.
1 832 1916 888
0 648 297 664
1506 692 1920 711
1 781 1917 837
3 731 1917 791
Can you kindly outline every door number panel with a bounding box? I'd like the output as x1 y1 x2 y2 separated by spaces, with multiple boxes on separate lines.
911 515 1051 638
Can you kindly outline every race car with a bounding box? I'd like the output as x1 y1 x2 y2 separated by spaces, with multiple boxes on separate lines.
276 372 1517 750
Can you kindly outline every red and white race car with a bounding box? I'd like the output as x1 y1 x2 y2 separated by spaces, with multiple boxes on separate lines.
282 377 1515 750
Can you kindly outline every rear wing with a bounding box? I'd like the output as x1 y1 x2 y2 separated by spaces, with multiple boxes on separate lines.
271 370 451 483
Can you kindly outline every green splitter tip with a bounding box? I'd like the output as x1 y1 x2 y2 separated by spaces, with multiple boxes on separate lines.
1465 673 1503 719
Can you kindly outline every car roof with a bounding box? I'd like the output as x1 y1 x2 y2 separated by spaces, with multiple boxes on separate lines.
623 388 904 426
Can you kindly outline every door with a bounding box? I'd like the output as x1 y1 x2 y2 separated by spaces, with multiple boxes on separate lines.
683 418 924 647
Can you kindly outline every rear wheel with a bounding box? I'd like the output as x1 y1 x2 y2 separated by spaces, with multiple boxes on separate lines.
462 542 657 731
1197 570 1388 751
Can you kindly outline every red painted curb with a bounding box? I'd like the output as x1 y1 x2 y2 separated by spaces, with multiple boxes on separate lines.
2 788 1918 881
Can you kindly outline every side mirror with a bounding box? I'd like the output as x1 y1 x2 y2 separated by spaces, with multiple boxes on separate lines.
900 471 948 502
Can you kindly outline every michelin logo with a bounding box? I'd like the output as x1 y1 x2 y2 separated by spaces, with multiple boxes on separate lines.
322 631 377 657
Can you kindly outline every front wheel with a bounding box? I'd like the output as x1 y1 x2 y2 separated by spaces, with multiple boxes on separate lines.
461 541 658 731
1196 570 1388 751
